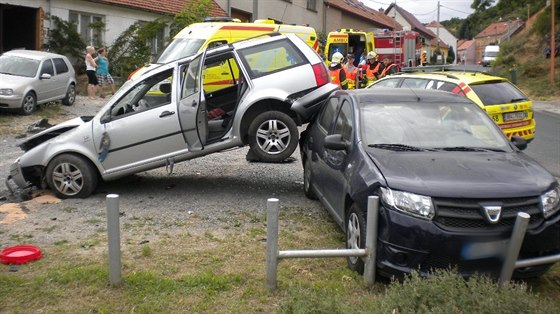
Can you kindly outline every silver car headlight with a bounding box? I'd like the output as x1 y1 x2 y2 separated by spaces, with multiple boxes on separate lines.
0 88 13 96
380 187 435 220
541 186 560 218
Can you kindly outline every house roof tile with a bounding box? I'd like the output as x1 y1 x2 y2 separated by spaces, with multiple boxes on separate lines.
475 20 524 39
86 0 227 17
457 39 475 50
327 0 402 30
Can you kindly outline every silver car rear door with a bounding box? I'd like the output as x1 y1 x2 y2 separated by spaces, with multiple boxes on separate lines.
177 50 207 151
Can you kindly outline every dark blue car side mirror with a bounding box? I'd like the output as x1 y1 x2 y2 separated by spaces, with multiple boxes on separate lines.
324 134 348 151
511 136 527 151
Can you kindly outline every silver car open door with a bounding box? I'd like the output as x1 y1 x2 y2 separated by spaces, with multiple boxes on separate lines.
178 50 207 151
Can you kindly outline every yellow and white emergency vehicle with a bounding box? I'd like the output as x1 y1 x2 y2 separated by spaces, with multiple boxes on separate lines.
324 29 375 67
130 18 319 93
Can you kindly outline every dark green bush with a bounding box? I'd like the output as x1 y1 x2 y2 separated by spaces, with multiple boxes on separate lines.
380 269 556 314
46 16 86 71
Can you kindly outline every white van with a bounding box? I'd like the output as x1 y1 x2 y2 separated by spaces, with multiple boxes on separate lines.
482 45 499 67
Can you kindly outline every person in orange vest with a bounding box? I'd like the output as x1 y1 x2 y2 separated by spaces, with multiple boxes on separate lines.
343 54 359 89
380 56 398 78
329 52 348 90
420 51 427 66
361 51 383 87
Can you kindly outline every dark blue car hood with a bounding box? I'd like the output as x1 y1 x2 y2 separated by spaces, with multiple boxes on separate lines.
366 149 555 198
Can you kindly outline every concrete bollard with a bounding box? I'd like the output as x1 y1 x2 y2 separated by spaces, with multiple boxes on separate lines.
106 194 122 286
499 212 529 286
265 198 280 291
363 196 379 287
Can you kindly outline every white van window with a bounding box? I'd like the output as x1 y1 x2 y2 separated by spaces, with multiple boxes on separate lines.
157 38 205 63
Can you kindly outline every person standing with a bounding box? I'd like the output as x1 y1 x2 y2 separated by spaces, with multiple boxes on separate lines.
95 47 116 98
343 54 359 89
380 57 398 78
329 52 348 90
361 52 383 87
85 46 99 100
420 51 427 66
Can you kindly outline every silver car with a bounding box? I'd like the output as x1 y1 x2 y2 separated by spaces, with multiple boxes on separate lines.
7 34 337 198
0 50 76 114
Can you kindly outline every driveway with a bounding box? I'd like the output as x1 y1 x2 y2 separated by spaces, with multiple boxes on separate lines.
0 96 321 249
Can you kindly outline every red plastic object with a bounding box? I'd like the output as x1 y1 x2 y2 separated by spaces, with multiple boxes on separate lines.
0 245 42 265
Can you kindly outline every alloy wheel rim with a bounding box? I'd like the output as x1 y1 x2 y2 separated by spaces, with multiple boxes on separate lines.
52 162 83 196
23 96 35 113
256 119 291 155
347 213 361 264
68 87 76 103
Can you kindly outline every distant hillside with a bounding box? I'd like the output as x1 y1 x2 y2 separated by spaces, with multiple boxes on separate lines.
495 3 560 99
441 0 547 39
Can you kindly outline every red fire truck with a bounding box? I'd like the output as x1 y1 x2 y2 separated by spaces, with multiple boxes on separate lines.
374 30 422 70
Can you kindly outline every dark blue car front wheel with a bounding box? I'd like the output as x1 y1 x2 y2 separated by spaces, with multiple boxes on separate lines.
346 204 366 274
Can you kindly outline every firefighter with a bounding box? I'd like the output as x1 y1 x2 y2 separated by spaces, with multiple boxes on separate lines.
380 56 398 78
329 52 348 90
420 51 427 66
343 54 359 89
361 51 383 87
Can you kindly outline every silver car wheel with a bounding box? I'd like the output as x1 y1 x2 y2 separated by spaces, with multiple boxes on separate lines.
21 93 36 115
51 162 85 196
256 119 291 155
63 84 76 106
347 212 361 264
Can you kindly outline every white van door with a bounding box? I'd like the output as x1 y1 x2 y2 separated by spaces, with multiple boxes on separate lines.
178 51 208 151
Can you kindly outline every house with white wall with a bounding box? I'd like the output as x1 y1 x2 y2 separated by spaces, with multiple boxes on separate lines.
426 20 457 64
0 0 226 54
213 0 399 36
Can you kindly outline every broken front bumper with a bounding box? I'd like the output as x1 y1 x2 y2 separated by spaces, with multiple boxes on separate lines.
5 159 30 194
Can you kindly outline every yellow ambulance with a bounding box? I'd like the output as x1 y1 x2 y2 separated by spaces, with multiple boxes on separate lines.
324 29 375 66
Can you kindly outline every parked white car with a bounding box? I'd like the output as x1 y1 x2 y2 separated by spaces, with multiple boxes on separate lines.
0 50 76 114
7 34 337 198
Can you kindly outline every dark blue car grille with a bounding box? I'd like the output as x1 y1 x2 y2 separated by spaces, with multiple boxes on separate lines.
432 196 543 233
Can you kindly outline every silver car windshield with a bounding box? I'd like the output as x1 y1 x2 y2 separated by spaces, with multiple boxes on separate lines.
360 102 512 151
0 55 40 77
156 38 205 63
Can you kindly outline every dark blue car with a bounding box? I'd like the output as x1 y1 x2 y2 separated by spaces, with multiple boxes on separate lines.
297 88 560 279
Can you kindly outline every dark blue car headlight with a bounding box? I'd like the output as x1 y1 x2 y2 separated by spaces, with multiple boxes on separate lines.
380 187 435 220
541 186 560 218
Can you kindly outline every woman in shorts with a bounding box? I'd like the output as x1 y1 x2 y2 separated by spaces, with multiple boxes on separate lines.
85 46 99 100
95 47 116 98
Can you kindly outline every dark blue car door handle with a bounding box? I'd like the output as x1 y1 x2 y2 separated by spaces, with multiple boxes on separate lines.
159 110 175 118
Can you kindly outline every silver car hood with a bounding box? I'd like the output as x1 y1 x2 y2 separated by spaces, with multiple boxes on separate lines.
19 117 90 152
0 73 34 88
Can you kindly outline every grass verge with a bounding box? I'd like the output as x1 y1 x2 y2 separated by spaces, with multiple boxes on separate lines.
0 207 558 313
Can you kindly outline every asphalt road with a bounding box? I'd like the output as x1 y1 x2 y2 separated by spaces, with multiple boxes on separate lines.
525 111 560 177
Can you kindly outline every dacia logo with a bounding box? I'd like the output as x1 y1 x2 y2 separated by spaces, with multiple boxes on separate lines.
482 205 502 224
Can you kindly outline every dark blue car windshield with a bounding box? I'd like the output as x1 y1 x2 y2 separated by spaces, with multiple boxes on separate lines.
360 102 511 151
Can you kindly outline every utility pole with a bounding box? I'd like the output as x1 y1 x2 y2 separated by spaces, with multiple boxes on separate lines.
551 0 555 86
437 1 441 63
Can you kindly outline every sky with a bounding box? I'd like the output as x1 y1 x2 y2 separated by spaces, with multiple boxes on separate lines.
363 0 475 23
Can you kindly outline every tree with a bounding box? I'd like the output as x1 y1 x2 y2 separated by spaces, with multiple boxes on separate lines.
447 45 456 63
47 16 86 69
471 0 496 11
169 0 212 38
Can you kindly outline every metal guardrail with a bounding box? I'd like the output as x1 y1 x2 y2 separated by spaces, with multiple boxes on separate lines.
499 212 560 285
266 196 379 290
265 197 560 290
